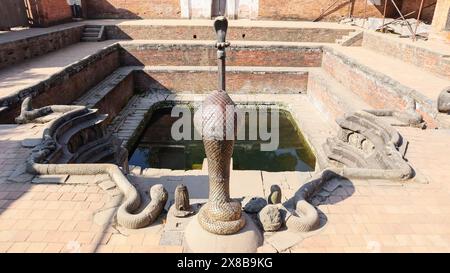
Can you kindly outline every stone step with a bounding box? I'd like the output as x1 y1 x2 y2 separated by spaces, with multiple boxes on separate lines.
119 40 324 67
73 66 135 124
85 27 102 32
135 66 311 94
322 45 450 128
307 68 371 124
73 136 114 163
83 32 100 37
361 31 450 79
85 24 102 28
54 109 99 140
335 30 363 46
81 37 101 42
58 113 107 149
101 20 355 43
52 112 109 163
107 90 170 149
84 145 115 163
81 25 105 42
0 42 120 124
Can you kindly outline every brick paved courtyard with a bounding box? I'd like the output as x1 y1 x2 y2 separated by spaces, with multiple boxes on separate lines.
1 0 450 254
1 119 450 253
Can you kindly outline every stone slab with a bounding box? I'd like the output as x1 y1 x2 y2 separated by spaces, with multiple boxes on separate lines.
230 170 264 199
32 174 69 184
159 231 184 246
183 213 263 253
21 138 42 148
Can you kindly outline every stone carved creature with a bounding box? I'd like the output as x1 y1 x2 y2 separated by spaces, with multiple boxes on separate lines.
173 184 194 217
194 90 246 235
18 97 168 229
363 109 424 128
362 98 425 128
258 205 282 232
192 17 246 235
16 97 85 124
242 197 267 214
279 111 417 233
323 111 413 180
267 185 282 204
438 87 450 113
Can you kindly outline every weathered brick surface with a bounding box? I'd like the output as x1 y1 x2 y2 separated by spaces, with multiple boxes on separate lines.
321 47 439 128
120 43 323 67
362 31 450 79
0 26 83 70
29 0 73 27
307 70 355 124
91 73 135 124
258 0 400 21
134 69 309 94
84 0 181 19
72 0 407 22
0 46 120 123
106 25 352 43
323 49 406 111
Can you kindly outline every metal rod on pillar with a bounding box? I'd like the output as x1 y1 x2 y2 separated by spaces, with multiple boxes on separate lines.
214 16 230 91
413 0 425 41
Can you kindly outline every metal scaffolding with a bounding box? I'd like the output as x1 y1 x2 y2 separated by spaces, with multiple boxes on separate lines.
379 0 437 41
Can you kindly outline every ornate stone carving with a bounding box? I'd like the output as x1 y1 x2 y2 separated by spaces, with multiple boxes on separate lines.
173 184 194 217
268 185 282 204
194 90 245 235
258 205 282 232
193 17 245 235
19 97 168 229
323 111 413 180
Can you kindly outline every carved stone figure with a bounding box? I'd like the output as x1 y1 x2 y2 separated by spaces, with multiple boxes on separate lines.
194 89 245 235
19 97 168 229
268 185 282 204
173 184 194 217
438 87 450 113
243 196 267 214
258 205 282 232
193 17 245 235
323 111 413 180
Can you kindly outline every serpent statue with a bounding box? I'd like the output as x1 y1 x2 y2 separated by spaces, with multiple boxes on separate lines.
193 17 245 235
18 97 168 229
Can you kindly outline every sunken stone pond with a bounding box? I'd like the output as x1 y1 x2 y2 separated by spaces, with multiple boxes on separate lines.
129 106 316 172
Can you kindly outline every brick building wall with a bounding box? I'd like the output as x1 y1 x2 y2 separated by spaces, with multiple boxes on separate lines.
258 0 401 21
81 0 407 21
0 26 84 70
28 0 441 24
28 0 73 27
84 0 181 19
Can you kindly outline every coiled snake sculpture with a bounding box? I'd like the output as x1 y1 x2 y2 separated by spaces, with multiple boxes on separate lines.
193 17 245 235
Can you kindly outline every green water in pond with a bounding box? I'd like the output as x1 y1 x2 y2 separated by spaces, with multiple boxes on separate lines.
129 107 316 172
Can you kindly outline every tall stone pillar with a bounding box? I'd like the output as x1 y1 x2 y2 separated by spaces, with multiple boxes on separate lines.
430 0 450 44
183 17 262 253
